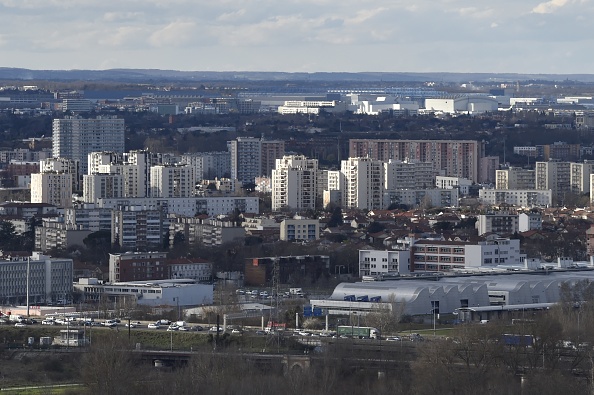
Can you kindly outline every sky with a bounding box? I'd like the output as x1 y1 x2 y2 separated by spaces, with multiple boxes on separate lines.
0 0 592 74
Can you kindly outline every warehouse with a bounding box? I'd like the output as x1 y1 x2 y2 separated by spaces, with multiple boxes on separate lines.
311 271 594 317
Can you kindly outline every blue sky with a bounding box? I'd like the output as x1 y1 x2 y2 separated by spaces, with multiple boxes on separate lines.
0 0 591 73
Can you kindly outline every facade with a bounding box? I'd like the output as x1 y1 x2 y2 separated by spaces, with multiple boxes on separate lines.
97 196 259 217
168 216 245 247
570 161 594 194
52 116 125 175
358 249 411 277
349 139 483 182
0 252 72 305
535 161 571 203
111 205 166 250
150 164 195 198
244 255 330 286
168 258 212 282
341 157 385 210
518 212 542 232
411 238 522 272
180 151 231 180
109 252 169 283
384 188 459 209
495 168 536 190
280 218 320 241
478 189 552 207
30 172 73 208
74 278 213 306
479 156 500 184
384 160 434 190
435 176 473 195
39 157 81 191
34 218 92 252
228 137 285 184
82 173 124 203
64 207 112 232
476 213 519 236
271 155 318 211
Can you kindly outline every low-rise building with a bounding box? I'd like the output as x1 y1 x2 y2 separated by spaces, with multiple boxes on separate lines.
280 218 319 241
358 249 411 277
73 278 213 307
479 189 552 207
0 252 72 305
34 218 92 252
168 215 245 247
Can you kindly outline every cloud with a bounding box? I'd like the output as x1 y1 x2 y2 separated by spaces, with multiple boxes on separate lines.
532 0 569 14
149 20 198 47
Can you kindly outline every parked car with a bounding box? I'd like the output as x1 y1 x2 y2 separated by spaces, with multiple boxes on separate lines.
148 322 161 329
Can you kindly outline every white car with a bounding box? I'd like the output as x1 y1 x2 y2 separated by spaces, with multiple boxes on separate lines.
209 326 220 333
126 321 142 328
231 329 242 334
178 326 191 332
148 322 161 329
102 320 118 328
14 322 27 328
41 319 55 325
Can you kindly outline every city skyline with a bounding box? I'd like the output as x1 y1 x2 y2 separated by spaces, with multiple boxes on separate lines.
0 1 592 74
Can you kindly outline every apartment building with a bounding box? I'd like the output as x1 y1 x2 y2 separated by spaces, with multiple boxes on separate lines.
30 172 73 208
168 216 245 247
476 212 519 236
272 155 318 211
65 207 112 232
384 159 434 190
358 249 411 277
149 164 195 198
111 205 167 250
495 167 536 190
384 188 459 209
82 173 124 203
280 218 320 241
180 151 231 180
570 161 594 194
228 137 285 184
479 189 552 207
34 218 92 252
108 252 169 283
341 157 385 210
535 161 571 203
349 139 483 182
52 116 125 174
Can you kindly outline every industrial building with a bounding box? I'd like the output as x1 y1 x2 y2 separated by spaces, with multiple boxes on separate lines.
310 270 594 318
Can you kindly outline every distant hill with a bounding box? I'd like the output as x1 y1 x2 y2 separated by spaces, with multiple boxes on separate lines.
1 67 594 83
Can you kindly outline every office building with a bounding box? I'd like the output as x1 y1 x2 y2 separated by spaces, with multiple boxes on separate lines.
0 252 73 305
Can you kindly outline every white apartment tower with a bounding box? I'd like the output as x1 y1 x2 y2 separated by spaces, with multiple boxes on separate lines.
150 164 195 198
82 173 124 203
341 157 385 210
52 116 125 175
272 155 318 211
535 161 571 204
570 161 594 194
30 172 73 208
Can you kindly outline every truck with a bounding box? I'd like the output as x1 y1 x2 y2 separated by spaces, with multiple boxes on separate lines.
337 326 380 339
